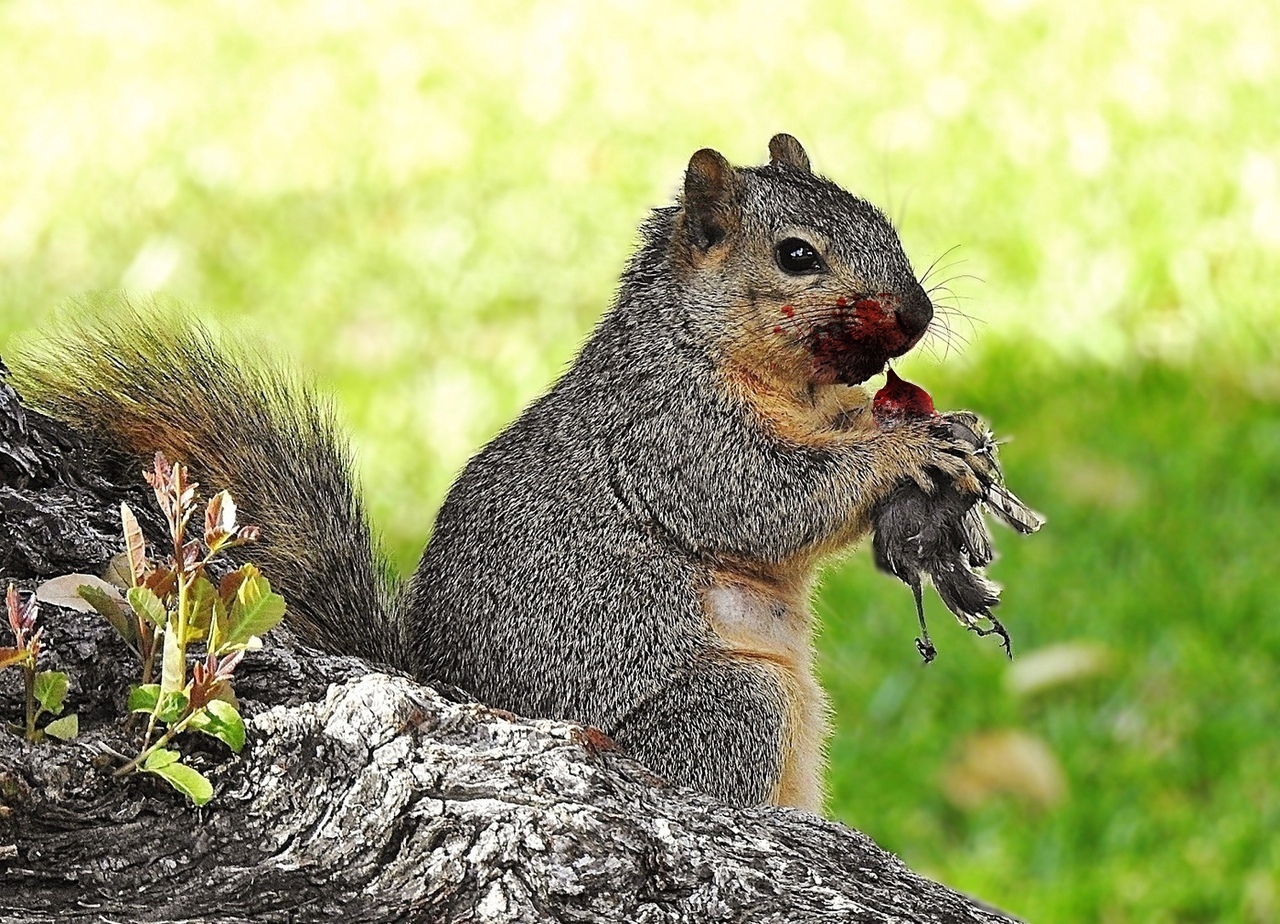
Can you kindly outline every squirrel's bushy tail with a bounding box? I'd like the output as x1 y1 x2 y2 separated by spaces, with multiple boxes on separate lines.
8 299 400 666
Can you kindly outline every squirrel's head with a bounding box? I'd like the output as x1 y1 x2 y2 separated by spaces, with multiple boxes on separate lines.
670 134 933 387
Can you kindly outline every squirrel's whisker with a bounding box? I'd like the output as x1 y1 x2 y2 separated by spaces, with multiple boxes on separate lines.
917 245 964 287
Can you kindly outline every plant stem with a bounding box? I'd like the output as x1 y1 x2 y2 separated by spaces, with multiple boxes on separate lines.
139 618 172 749
22 662 36 742
115 728 175 777
176 575 189 665
141 705 160 752
114 711 195 777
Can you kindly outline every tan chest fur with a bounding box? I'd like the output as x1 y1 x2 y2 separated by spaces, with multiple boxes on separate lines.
701 564 831 813
719 352 878 449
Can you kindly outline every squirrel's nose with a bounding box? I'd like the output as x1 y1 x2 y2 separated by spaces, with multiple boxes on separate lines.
896 283 933 340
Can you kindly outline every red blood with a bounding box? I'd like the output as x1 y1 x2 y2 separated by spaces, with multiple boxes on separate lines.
873 368 936 426
772 325 783 334
783 292 928 385
808 299 908 384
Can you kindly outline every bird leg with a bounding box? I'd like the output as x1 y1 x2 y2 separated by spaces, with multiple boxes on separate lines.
966 614 1013 659
911 580 937 664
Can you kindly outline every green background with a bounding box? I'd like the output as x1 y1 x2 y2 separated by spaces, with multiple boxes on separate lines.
2 2 1277 920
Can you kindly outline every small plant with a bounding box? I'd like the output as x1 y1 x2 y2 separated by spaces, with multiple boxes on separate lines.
78 452 286 805
1 585 77 742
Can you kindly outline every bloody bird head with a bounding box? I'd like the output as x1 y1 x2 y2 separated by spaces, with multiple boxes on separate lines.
873 368 936 425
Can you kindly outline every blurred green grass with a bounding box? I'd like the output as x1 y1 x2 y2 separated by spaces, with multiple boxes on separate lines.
1 2 1278 920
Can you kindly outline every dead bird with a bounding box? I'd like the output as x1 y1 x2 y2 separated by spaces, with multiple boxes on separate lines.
870 370 1044 662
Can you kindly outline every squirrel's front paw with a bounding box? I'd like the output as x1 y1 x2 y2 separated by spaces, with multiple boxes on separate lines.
893 416 986 497
927 411 995 492
871 374 1043 533
873 371 983 494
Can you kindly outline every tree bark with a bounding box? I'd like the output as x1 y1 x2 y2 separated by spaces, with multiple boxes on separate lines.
0 364 1018 924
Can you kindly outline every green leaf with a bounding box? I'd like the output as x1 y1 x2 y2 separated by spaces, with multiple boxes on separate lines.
127 683 161 714
146 759 213 806
44 714 78 740
156 690 190 724
127 585 167 628
187 575 217 642
0 647 29 671
208 594 229 653
216 567 286 654
160 619 186 694
206 697 245 733
204 696 244 747
32 671 69 716
189 700 246 753
80 583 135 645
143 746 181 770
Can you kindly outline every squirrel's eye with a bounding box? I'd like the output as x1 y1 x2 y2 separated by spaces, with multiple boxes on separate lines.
775 238 824 275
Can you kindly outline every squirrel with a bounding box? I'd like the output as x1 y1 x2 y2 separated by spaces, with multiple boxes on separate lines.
10 134 993 812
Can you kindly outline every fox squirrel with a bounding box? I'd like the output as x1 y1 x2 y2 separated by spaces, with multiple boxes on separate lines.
11 134 995 812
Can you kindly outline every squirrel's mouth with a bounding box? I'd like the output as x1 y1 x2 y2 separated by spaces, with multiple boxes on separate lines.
789 295 928 385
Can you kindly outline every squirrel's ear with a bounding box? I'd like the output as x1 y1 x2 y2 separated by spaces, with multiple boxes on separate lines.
682 148 740 252
768 134 811 173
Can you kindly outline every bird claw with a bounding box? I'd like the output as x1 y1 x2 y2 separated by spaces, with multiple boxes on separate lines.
966 614 1013 659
